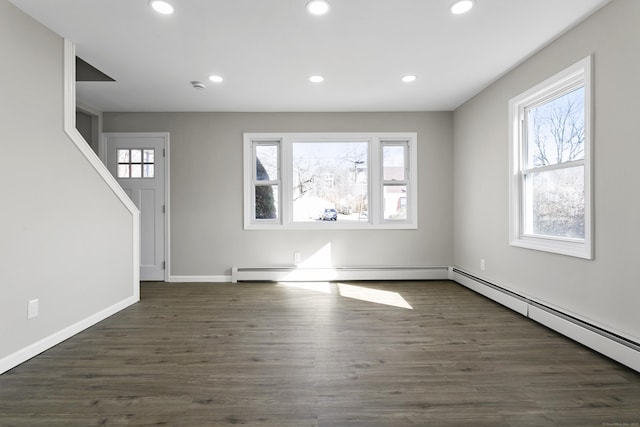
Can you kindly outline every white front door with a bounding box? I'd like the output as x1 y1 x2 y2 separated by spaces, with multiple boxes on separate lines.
104 133 168 281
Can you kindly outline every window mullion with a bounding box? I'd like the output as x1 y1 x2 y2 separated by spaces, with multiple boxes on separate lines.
281 137 292 226
370 138 381 224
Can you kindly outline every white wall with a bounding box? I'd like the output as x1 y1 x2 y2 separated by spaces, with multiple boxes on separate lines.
0 0 137 372
453 0 639 343
103 112 454 278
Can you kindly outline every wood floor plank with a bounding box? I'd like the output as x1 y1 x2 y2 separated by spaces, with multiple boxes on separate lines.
0 281 639 426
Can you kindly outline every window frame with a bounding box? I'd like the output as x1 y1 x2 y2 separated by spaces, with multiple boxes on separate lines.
381 140 410 221
508 56 593 259
116 148 156 179
251 140 281 224
243 132 418 230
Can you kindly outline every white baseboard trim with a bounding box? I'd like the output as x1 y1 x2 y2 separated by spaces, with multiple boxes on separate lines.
168 275 232 283
0 295 138 375
232 266 450 283
451 267 640 373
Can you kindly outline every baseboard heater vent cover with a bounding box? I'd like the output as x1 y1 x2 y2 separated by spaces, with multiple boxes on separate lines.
232 266 449 283
451 267 640 373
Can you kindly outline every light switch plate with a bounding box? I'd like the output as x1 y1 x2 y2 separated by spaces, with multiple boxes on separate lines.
27 299 39 319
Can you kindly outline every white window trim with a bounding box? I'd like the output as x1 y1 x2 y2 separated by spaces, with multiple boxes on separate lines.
244 132 418 230
508 56 593 259
380 140 411 221
251 140 282 225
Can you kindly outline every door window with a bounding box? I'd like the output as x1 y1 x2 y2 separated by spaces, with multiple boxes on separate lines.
117 149 155 178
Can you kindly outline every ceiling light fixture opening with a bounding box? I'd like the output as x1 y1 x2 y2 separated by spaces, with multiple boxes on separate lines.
209 75 224 83
402 75 417 83
150 0 174 15
191 81 206 90
450 0 474 15
306 0 330 16
309 75 325 83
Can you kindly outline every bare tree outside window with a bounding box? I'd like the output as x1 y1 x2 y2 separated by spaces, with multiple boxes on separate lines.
292 142 368 222
525 86 585 239
529 87 585 167
292 155 317 201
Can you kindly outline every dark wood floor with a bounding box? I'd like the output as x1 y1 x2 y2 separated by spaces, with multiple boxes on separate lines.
1 281 639 426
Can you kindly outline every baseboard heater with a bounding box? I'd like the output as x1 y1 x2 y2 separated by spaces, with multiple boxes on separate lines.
451 268 640 373
232 266 450 283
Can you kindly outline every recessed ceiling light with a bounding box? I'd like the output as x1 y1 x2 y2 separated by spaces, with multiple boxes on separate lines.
402 75 417 83
150 0 174 15
209 75 224 83
450 0 474 15
309 75 324 83
191 81 206 90
306 0 330 16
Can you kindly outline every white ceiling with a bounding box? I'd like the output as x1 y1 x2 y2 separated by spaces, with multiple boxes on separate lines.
10 0 610 112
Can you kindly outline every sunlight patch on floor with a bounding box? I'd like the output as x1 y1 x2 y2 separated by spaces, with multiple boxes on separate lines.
277 281 413 309
276 281 332 294
337 283 413 309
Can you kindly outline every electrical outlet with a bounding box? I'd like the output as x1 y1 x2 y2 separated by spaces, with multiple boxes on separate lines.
480 259 486 271
27 299 39 319
294 252 301 264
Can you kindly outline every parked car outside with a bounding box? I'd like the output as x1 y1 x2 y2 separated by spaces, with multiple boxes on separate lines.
322 208 338 221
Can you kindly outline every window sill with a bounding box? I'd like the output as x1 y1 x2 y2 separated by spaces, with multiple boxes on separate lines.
510 235 592 259
245 221 418 231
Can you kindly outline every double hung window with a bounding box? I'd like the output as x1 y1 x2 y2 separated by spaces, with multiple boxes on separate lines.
382 142 409 220
509 56 593 258
253 143 280 221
